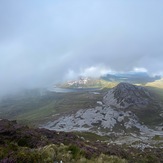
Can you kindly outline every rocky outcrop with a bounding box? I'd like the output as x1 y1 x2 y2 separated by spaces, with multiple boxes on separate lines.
103 82 154 109
44 106 149 135
43 83 163 137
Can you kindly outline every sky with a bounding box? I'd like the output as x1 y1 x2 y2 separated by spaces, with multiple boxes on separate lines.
0 0 163 95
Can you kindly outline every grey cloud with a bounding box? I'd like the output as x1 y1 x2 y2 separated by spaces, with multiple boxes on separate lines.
0 0 163 95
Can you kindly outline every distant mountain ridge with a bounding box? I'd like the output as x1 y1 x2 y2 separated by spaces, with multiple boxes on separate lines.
101 72 161 84
57 77 117 89
57 72 161 89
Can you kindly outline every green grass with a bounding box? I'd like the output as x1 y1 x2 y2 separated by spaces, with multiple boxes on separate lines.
73 132 110 142
0 143 128 163
146 86 163 101
0 89 104 126
129 86 163 126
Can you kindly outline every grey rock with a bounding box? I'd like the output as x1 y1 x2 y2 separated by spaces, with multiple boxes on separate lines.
103 82 154 109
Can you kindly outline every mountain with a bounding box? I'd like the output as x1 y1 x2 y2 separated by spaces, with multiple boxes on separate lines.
57 72 161 90
57 77 117 89
104 82 158 109
103 83 163 125
101 72 161 84
43 83 163 141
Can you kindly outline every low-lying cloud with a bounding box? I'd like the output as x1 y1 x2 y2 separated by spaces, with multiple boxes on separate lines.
0 0 163 95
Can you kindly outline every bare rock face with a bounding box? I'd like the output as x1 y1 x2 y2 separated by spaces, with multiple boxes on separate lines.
43 106 149 134
103 82 154 109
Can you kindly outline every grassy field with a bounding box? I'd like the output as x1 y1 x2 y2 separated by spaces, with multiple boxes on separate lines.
0 89 105 126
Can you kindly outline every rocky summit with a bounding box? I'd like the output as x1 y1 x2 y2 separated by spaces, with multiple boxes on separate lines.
103 83 163 126
103 82 155 109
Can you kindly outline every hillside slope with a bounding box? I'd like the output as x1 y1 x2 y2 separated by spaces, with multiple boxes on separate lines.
43 83 163 141
0 119 163 163
146 78 163 88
